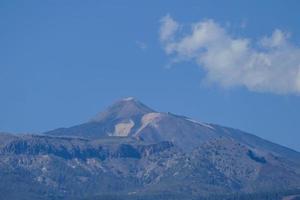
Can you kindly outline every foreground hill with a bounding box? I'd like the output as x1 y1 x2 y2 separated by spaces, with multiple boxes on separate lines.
0 98 300 199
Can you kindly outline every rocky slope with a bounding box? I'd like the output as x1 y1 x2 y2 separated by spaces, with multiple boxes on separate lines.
1 98 300 199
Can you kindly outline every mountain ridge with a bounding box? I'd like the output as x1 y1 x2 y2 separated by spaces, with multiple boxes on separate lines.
45 97 300 158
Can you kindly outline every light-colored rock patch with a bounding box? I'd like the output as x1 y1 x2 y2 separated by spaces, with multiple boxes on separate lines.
113 120 135 137
186 118 215 130
134 113 163 136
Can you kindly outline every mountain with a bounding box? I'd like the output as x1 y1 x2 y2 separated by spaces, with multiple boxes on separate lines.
1 97 300 200
45 97 155 139
46 98 300 160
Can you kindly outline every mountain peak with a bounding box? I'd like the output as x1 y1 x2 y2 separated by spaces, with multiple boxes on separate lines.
90 97 155 122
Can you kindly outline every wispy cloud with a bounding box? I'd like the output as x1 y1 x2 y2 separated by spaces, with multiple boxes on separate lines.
159 15 300 95
136 41 147 50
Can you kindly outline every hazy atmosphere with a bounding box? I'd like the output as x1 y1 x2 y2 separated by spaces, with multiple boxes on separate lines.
1 0 300 153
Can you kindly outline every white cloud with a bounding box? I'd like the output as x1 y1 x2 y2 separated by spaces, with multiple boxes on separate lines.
159 14 179 42
159 15 300 95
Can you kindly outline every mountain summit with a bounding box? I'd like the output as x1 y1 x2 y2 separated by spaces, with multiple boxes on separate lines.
90 97 154 122
45 97 220 150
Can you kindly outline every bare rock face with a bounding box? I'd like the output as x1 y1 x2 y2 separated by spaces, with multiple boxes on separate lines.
1 98 300 199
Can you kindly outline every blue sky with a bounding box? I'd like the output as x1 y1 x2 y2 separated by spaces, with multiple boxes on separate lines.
1 0 300 151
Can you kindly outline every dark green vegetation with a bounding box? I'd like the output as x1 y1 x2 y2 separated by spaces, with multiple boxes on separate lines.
1 98 300 199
